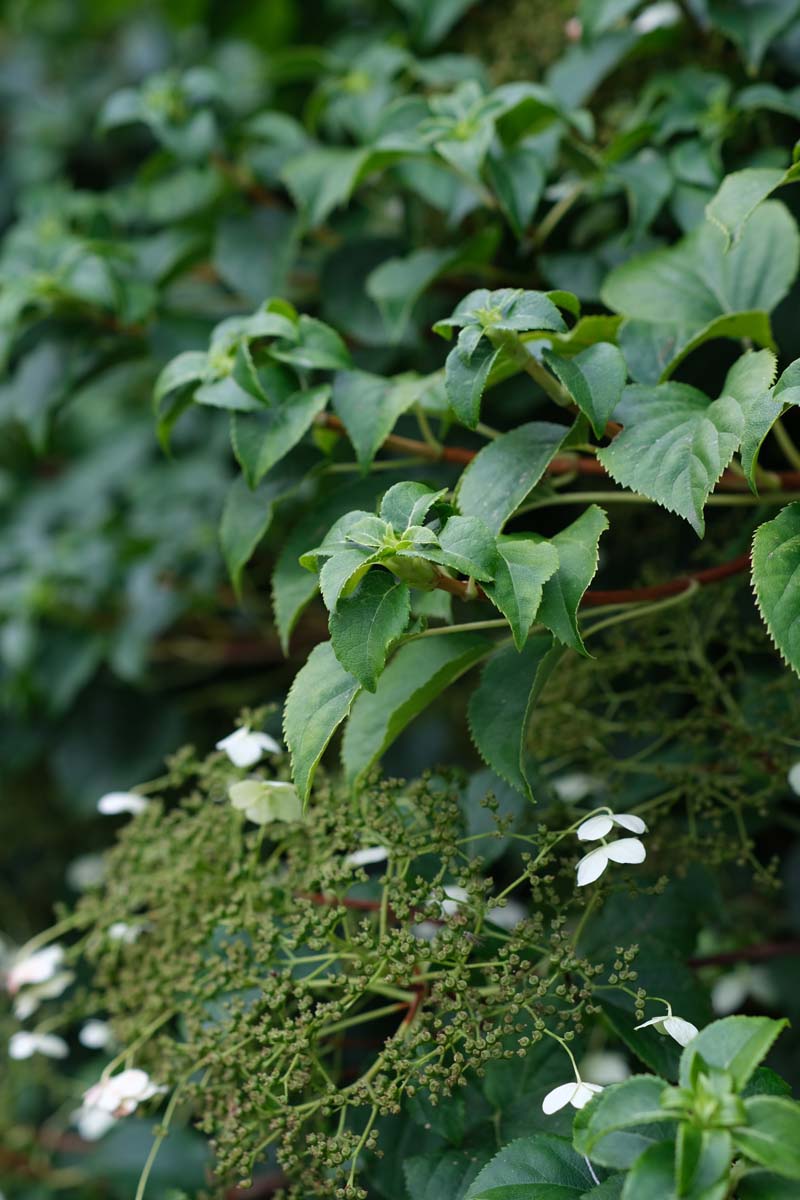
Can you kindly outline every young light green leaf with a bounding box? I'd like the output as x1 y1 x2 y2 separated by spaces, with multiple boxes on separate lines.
332 370 419 468
342 633 492 784
619 1141 681 1200
598 384 743 535
329 570 410 691
484 539 560 649
468 636 563 799
706 163 800 248
283 641 361 803
542 344 626 438
427 514 498 580
572 1076 672 1169
271 315 350 371
720 349 779 491
319 547 380 611
464 1133 595 1200
456 422 569 533
231 385 329 486
380 481 448 531
752 503 800 676
734 1097 800 1180
538 505 609 655
153 350 208 448
679 1016 788 1091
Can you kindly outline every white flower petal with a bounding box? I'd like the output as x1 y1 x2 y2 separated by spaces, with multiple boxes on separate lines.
662 1017 698 1047
711 973 748 1015
552 772 602 803
97 792 148 816
789 762 800 796
345 846 389 867
217 727 278 768
613 813 647 835
108 923 143 944
542 1081 580 1114
486 900 527 930
576 846 610 886
6 945 64 993
604 837 646 866
571 1082 603 1109
9 1032 68 1059
634 1015 663 1032
577 814 614 841
75 1105 116 1140
79 1020 112 1050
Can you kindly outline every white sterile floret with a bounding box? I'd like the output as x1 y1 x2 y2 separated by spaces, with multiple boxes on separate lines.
228 779 301 825
108 922 144 944
9 1031 69 1060
441 885 469 916
97 792 148 816
542 1080 603 1114
552 772 603 803
635 1013 698 1047
66 853 106 891
576 838 646 887
787 762 800 795
79 1020 113 1050
6 944 64 994
82 1068 165 1118
13 972 74 1020
345 846 389 868
74 1104 116 1141
576 812 647 841
711 965 776 1016
216 726 281 768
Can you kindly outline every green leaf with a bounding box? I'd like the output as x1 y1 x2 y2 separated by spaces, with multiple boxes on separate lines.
619 1141 677 1200
706 163 800 248
708 0 800 72
484 539 560 650
468 636 563 799
538 506 609 655
393 0 479 47
332 371 419 468
572 1077 672 1170
597 384 743 535
445 332 502 429
329 570 410 691
734 1097 800 1180
486 146 546 238
366 247 453 341
404 1148 489 1200
153 350 208 449
752 503 800 676
283 642 361 803
456 422 569 533
428 514 498 580
679 1017 788 1091
342 633 492 785
281 146 370 226
231 385 329 487
465 1133 595 1200
719 349 778 491
542 345 626 438
272 315 350 371
602 203 799 382
739 1171 800 1198
319 546 381 611
380 481 448 531
220 470 294 597
675 1127 732 1199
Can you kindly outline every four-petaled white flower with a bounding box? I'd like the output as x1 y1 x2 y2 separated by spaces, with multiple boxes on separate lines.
576 838 646 887
345 846 389 868
9 1031 69 1060
576 812 647 841
542 1080 603 1114
83 1068 166 1118
635 1011 698 1047
228 779 301 825
6 944 64 994
97 792 148 816
217 727 281 768
79 1020 113 1050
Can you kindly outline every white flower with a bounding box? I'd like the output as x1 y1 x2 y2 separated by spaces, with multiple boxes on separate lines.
228 779 301 825
13 972 74 1020
66 853 106 891
83 1068 166 1118
217 727 281 768
97 791 148 816
542 1080 603 1114
552 772 603 803
74 1104 117 1141
711 965 776 1015
580 1051 630 1085
108 922 143 944
79 1020 113 1050
577 812 646 841
635 1013 698 1047
345 846 389 868
441 885 469 916
788 762 800 795
9 1031 69 1060
576 838 646 886
486 899 527 930
6 944 64 994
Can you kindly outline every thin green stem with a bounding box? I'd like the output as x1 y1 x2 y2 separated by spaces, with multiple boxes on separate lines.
414 405 442 453
583 581 699 639
134 1086 183 1200
519 489 800 514
532 181 587 248
403 619 509 642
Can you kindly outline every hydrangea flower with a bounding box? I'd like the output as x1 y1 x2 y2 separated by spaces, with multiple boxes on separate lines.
79 1020 113 1050
576 812 647 841
217 727 281 768
9 1031 68 1059
5 944 64 994
635 1006 698 1047
542 1079 603 1114
345 846 389 867
13 971 74 1020
576 838 646 886
75 1068 166 1142
97 792 148 816
228 779 301 825
711 965 775 1015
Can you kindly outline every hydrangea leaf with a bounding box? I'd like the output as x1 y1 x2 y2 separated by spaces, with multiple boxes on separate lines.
597 384 744 535
679 1015 788 1091
571 1076 671 1168
537 506 609 655
444 331 502 429
230 385 330 487
468 635 563 799
332 370 420 468
752 503 800 676
720 349 779 492
342 633 492 784
464 1132 595 1199
380 481 448 531
425 514 498 580
542 343 626 437
220 454 311 597
456 422 569 533
283 642 361 803
706 163 800 248
483 539 560 650
329 570 410 691
734 1097 800 1180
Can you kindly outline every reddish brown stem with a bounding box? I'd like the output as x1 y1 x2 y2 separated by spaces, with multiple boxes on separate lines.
689 941 800 968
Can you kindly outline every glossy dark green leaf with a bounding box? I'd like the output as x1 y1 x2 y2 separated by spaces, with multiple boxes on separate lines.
456 422 569 533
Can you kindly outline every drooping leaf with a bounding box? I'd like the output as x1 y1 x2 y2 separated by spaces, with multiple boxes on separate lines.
231 385 329 486
597 384 743 535
332 370 419 468
445 331 502 429
752 503 800 676
464 1133 595 1200
484 538 560 649
284 641 361 803
456 422 569 533
153 350 208 449
542 343 626 437
468 636 563 799
329 570 410 691
708 0 800 72
220 456 309 596
366 247 454 341
486 145 546 238
733 1097 800 1180
342 633 492 784
720 349 778 491
537 505 609 654
706 162 800 248
679 1016 788 1091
